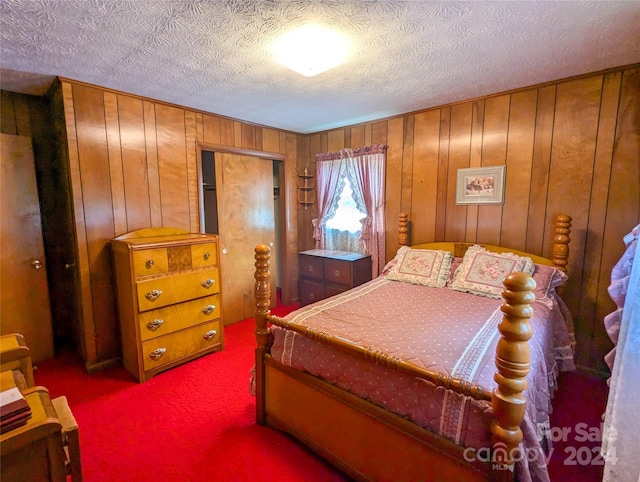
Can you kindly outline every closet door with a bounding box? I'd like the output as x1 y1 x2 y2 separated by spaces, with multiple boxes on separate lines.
215 153 276 324
0 134 54 361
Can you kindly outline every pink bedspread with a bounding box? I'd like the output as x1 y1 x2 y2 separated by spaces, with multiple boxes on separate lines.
270 276 575 482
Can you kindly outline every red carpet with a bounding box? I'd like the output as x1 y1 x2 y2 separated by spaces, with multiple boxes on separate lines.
33 303 607 482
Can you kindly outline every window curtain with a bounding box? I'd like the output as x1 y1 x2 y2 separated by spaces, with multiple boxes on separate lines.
313 144 387 277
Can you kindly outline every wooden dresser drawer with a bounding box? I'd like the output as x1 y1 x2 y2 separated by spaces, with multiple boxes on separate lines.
324 259 352 287
141 320 222 371
136 268 220 311
133 248 169 276
191 242 218 268
299 255 324 281
138 294 221 341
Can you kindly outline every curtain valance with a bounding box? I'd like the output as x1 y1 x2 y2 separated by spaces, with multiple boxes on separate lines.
315 144 388 162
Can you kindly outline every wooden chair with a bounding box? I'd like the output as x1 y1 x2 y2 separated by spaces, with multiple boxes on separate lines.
0 333 35 390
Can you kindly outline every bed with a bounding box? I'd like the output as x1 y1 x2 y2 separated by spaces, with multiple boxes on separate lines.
252 213 574 482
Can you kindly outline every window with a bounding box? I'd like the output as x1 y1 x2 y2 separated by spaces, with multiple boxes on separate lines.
326 178 367 233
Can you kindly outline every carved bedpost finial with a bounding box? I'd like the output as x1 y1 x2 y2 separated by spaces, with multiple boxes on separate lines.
398 212 409 246
254 244 271 348
491 272 536 472
552 214 572 272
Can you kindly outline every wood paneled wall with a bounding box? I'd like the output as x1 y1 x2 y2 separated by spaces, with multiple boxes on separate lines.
300 65 640 375
57 81 300 367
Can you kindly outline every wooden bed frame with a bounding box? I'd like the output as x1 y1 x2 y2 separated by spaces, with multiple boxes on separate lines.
253 213 572 482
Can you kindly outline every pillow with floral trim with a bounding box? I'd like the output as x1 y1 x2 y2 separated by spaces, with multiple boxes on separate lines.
449 245 535 298
387 248 452 287
532 264 569 301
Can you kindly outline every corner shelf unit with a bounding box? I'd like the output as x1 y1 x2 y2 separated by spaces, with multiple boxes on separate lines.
297 171 315 210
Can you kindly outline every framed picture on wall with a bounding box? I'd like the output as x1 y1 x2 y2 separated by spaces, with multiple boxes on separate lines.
455 166 506 205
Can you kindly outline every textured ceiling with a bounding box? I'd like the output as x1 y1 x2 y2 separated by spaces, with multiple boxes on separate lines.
1 0 639 134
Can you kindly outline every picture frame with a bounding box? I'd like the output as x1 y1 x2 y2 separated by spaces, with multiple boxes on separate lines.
455 166 506 205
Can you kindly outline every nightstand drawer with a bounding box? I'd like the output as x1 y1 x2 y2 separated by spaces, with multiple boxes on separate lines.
136 268 220 311
142 320 222 371
138 294 220 341
299 255 324 281
324 259 352 287
300 279 324 305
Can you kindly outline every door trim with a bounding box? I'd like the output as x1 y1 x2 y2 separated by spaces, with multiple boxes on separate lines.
196 143 290 309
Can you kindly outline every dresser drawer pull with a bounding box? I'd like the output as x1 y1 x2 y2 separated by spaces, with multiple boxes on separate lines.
201 278 215 289
149 347 166 360
202 305 216 315
146 259 155 268
145 289 163 301
308 265 314 272
146 319 164 331
204 252 210 260
309 293 315 300
203 330 217 341
333 270 341 277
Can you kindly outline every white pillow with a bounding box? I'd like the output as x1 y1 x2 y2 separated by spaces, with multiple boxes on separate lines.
449 245 535 298
387 247 452 288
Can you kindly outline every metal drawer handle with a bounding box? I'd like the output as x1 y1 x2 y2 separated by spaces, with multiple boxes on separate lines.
334 270 340 277
203 330 217 340
201 278 215 289
145 289 162 301
202 305 216 315
204 252 210 260
146 259 155 268
146 319 164 331
309 293 315 300
149 347 166 360
308 265 314 272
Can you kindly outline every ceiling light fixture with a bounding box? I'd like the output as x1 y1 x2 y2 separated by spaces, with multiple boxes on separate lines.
271 25 351 77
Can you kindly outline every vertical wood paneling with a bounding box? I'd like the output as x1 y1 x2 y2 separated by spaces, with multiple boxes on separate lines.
411 111 440 244
350 125 365 148
0 92 18 134
71 83 119 360
262 128 280 153
242 123 256 149
155 105 190 229
327 130 344 151
548 75 604 368
103 92 128 234
203 114 221 144
116 95 150 232
502 90 537 250
465 101 485 241
384 118 403 260
143 101 162 227
435 107 450 241
400 117 414 222
526 85 555 255
185 110 199 232
445 103 472 241
220 118 234 146
478 95 510 244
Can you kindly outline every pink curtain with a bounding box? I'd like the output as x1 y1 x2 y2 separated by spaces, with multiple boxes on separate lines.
313 144 387 277
312 158 344 249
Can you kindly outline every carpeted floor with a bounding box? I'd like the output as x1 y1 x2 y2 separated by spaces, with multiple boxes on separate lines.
33 304 608 482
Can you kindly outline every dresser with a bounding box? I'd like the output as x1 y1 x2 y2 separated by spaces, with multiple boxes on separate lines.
111 228 224 382
299 249 372 306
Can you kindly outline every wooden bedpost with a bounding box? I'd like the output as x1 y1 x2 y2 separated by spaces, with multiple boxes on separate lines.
491 272 536 476
254 244 271 425
552 214 572 272
398 212 409 246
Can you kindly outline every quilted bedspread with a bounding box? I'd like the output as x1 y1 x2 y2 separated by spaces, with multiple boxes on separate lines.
270 275 575 482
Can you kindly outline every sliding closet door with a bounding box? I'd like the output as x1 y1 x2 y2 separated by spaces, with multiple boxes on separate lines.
215 153 276 324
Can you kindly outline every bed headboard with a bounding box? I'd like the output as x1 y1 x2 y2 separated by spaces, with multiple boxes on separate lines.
397 213 572 272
